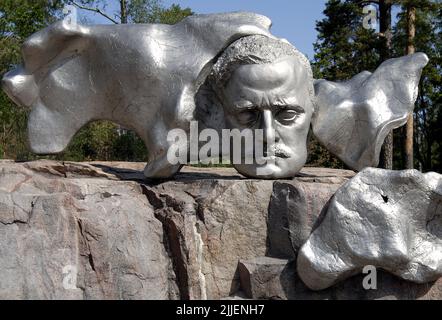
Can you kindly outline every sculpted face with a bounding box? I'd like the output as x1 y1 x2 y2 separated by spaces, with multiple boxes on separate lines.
220 56 313 179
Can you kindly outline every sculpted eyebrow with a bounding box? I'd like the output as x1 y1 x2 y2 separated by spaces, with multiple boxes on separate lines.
272 100 305 113
289 105 305 113
233 101 256 109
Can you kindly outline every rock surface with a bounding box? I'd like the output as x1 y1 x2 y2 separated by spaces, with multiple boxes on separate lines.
0 160 441 300
238 257 296 300
238 257 442 300
298 168 442 291
0 160 176 299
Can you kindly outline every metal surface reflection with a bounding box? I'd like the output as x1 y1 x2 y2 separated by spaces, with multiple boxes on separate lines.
2 12 428 179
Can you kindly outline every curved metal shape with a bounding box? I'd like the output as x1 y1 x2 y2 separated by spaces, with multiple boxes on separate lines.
1 12 429 179
297 168 442 291
312 53 429 171
1 12 272 178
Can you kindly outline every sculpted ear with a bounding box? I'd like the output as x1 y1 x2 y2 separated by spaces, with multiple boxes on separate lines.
311 53 429 171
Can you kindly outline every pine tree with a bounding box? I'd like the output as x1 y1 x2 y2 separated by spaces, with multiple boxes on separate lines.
311 0 441 172
309 0 381 169
392 0 442 172
313 0 381 81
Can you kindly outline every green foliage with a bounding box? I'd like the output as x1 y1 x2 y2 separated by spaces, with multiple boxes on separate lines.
392 0 442 171
0 0 65 160
49 121 148 162
58 121 118 161
312 0 381 81
111 130 148 161
309 0 380 168
127 0 193 24
0 0 62 39
307 134 346 169
127 0 163 23
157 4 193 25
310 0 441 171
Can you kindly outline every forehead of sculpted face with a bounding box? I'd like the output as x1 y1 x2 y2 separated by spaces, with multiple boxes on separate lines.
222 56 312 118
211 35 314 117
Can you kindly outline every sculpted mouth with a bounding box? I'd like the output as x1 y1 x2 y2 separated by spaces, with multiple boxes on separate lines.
263 147 291 159
274 151 290 159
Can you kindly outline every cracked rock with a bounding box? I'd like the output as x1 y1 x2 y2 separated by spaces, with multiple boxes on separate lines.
267 180 342 259
0 160 175 299
1 160 441 299
238 257 296 300
298 168 442 291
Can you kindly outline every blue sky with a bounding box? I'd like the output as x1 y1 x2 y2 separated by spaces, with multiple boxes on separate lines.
79 0 328 59
161 0 328 59
78 1 402 59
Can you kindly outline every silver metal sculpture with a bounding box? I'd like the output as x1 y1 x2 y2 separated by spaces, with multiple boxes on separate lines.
297 168 442 291
1 12 274 178
208 35 315 178
1 12 428 179
1 11 439 293
313 54 429 171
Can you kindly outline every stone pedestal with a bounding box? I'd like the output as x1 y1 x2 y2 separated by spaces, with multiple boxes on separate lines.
0 160 440 299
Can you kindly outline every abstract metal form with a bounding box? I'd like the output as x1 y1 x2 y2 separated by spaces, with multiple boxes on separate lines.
1 12 428 179
297 168 442 291
1 11 440 293
1 12 273 178
312 54 429 171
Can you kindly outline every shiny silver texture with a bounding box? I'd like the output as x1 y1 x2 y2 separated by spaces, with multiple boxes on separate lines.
1 12 273 178
1 12 429 179
209 35 315 179
312 53 429 171
297 168 442 291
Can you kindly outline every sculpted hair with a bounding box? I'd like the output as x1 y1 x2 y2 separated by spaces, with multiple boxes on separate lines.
210 35 314 97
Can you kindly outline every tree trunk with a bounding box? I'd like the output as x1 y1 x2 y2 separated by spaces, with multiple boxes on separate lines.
404 5 416 169
120 0 128 24
379 0 393 169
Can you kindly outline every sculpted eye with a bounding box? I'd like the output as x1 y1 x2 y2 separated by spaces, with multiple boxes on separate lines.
276 107 304 124
237 109 260 126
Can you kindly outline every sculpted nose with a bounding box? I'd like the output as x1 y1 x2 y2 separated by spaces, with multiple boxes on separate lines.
262 110 278 145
